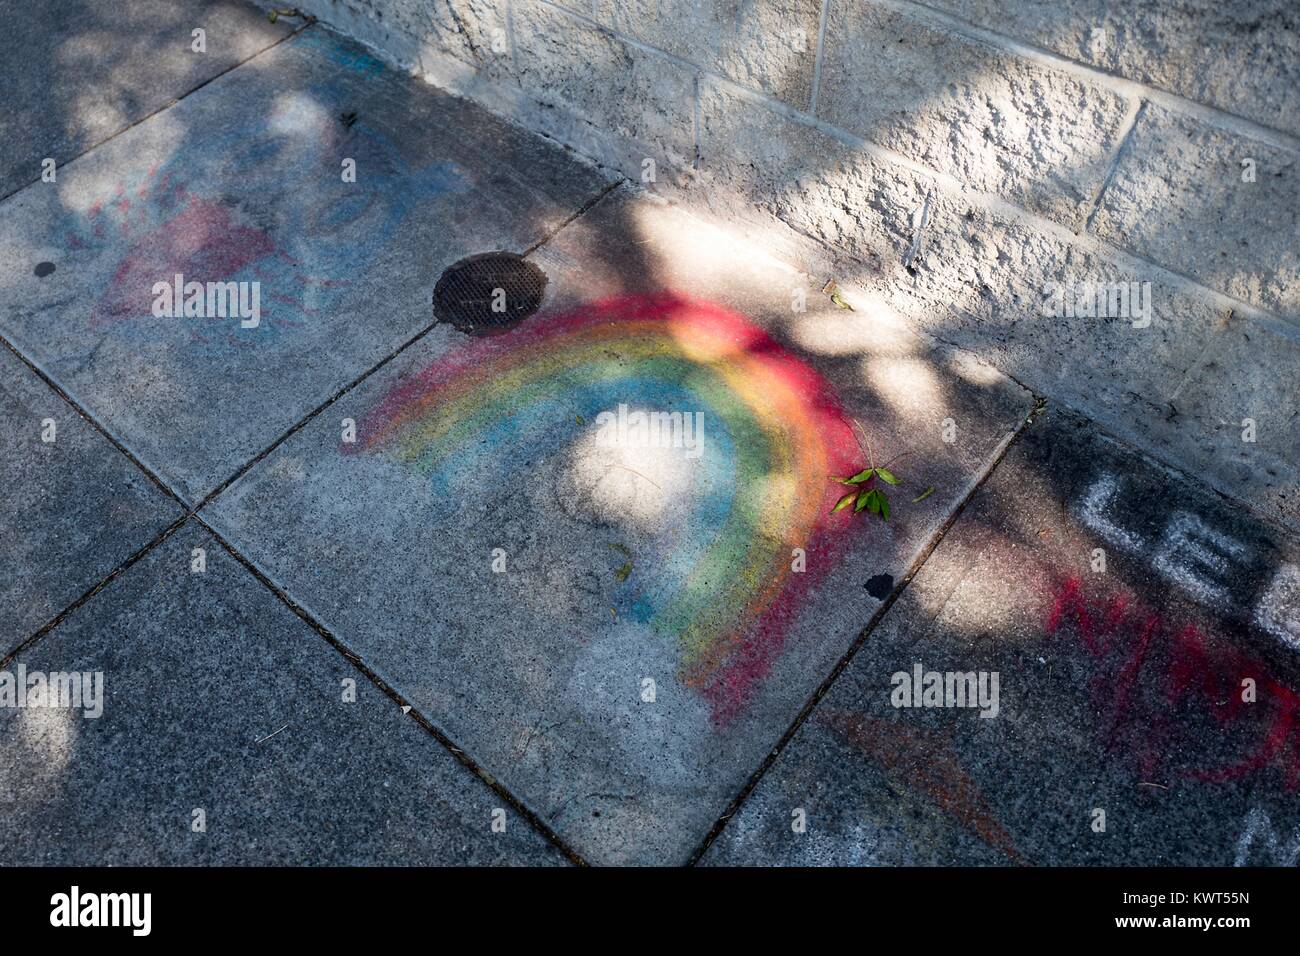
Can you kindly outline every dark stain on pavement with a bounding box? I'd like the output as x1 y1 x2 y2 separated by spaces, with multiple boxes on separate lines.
865 574 894 600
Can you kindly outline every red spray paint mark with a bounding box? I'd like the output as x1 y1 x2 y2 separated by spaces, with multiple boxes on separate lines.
1047 575 1300 790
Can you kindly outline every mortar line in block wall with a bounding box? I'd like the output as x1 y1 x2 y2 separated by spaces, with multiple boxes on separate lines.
535 0 707 76
692 72 702 169
1081 98 1147 234
699 73 1295 331
506 0 518 70
810 0 831 115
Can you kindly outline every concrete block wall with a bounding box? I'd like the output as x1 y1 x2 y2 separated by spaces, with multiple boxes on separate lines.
270 0 1300 531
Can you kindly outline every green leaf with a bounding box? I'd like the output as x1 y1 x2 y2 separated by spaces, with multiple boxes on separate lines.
832 492 858 514
846 468 874 484
854 491 871 513
912 486 935 503
879 493 890 521
875 468 901 485
615 561 632 582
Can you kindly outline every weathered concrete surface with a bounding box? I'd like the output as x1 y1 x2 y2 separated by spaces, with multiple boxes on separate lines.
0 344 181 657
0 24 613 503
696 81 1300 528
1090 104 1300 319
697 82 1218 407
592 0 823 111
703 406 1300 865
3 0 1293 868
203 186 1034 864
0 526 567 865
816 1 1134 225
923 0 1300 132
0 0 293 199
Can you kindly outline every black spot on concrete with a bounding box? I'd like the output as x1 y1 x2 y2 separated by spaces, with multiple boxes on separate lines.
34 261 55 278
865 574 894 600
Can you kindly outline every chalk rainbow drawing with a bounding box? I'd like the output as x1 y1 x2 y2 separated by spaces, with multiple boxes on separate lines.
350 292 864 724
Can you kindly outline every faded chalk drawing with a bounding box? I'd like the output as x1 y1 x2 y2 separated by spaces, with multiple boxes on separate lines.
1076 472 1298 652
1078 472 1145 553
1234 804 1300 866
1048 575 1300 790
1150 512 1248 606
819 708 1020 862
57 36 467 355
1256 565 1300 652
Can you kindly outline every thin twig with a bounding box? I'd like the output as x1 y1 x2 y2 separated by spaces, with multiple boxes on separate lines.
255 724 289 744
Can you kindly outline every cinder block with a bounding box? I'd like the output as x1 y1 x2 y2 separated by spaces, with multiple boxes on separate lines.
592 0 823 110
923 0 1300 133
1090 104 1300 319
815 0 1133 225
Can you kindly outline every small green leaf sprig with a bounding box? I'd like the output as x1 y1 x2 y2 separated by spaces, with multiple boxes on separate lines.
830 465 900 520
828 419 925 523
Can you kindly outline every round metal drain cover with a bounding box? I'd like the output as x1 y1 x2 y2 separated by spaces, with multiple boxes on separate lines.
433 251 547 335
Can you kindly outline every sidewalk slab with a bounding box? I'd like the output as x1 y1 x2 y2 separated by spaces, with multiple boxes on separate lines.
703 406 1300 866
203 188 1034 864
0 344 181 657
0 525 566 865
0 24 614 503
0 0 293 199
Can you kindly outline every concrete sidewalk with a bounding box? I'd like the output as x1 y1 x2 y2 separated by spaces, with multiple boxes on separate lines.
1 3 1297 866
